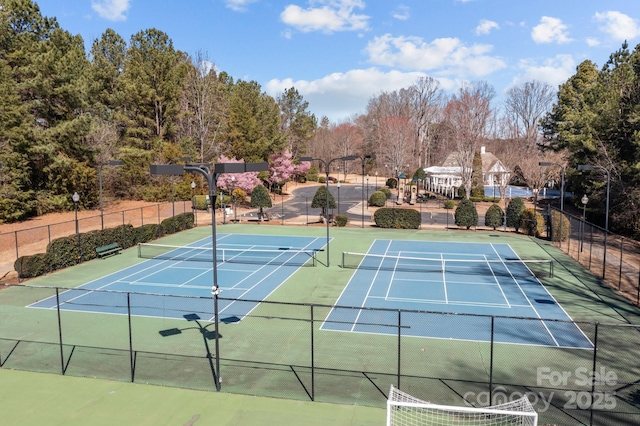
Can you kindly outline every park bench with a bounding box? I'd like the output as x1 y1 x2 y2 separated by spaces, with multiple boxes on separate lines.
96 243 122 258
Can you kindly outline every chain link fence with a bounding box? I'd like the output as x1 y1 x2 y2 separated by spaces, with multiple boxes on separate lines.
546 206 640 306
1 285 638 425
0 202 191 283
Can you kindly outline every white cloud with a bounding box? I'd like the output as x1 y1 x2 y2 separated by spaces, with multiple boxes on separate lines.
91 0 130 21
392 5 410 21
280 0 370 33
513 54 576 90
364 34 506 78
265 68 430 122
224 0 258 12
594 11 640 41
531 16 572 44
476 19 499 36
586 37 600 47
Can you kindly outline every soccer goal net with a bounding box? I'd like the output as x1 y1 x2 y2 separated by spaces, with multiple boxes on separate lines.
387 386 538 426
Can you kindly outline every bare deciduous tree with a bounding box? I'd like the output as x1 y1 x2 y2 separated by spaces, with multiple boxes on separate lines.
441 81 496 198
179 50 227 163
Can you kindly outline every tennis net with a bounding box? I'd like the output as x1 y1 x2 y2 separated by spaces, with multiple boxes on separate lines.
341 252 553 278
138 243 317 267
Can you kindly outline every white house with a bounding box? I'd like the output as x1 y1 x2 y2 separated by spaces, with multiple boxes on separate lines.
424 147 509 197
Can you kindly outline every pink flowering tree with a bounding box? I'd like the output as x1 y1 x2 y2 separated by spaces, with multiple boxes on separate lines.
268 150 295 192
293 160 311 181
216 155 261 194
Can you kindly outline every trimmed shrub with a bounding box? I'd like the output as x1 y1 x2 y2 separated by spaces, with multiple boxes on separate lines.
549 210 570 242
368 190 387 207
506 197 525 232
521 208 545 237
379 187 392 199
14 253 49 278
444 200 455 209
193 195 208 210
311 185 336 218
160 213 194 236
454 198 478 229
386 178 397 189
374 208 421 229
305 172 319 182
14 214 193 279
318 176 326 184
334 214 348 227
137 224 161 242
484 204 504 230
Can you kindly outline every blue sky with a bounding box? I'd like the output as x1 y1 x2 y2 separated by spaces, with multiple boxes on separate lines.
35 0 640 122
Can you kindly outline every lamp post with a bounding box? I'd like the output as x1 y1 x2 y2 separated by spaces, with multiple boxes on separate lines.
336 181 341 214
577 165 610 232
366 174 370 207
191 181 196 225
539 161 565 212
581 194 588 252
151 161 268 391
72 192 80 258
184 161 268 391
578 164 610 279
395 166 400 202
98 160 124 230
301 156 356 266
357 155 375 228
231 176 237 223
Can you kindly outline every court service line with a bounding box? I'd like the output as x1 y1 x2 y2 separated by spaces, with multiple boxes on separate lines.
217 237 324 320
490 243 560 347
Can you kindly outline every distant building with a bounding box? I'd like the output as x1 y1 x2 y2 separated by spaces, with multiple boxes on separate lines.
424 146 509 197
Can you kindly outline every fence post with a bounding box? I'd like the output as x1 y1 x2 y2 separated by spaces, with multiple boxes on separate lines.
56 288 65 375
310 304 315 401
489 316 494 396
128 292 134 382
397 310 402 389
590 323 599 426
619 238 624 290
603 232 608 280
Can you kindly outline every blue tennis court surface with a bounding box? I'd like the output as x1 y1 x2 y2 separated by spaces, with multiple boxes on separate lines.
29 233 326 322
322 240 592 348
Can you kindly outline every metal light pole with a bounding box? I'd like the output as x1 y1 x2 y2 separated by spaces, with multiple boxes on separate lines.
98 160 124 230
578 164 610 279
72 192 80 259
191 181 196 225
152 161 268 391
581 194 588 252
185 162 267 391
366 174 370 207
231 176 237 223
577 165 610 232
539 161 565 212
336 181 341 214
301 156 356 266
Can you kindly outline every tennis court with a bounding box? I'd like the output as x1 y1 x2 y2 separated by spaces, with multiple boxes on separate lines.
322 240 592 348
29 233 326 322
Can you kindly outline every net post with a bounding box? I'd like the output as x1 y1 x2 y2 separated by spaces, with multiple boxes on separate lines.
137 242 141 258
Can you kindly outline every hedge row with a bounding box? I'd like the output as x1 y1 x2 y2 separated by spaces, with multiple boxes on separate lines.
373 208 421 229
14 212 194 279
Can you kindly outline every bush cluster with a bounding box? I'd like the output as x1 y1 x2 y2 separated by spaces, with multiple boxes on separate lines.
386 178 398 189
334 215 348 227
520 208 545 237
368 191 387 207
379 187 392 199
14 212 194 279
373 208 421 229
443 200 455 209
454 198 478 229
549 210 570 242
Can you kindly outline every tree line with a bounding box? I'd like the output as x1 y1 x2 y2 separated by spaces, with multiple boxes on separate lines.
2 1 639 238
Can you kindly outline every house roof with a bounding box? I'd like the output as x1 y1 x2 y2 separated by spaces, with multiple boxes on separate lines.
440 148 506 173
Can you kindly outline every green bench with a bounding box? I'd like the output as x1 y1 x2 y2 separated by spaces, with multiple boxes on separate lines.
96 243 122 258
